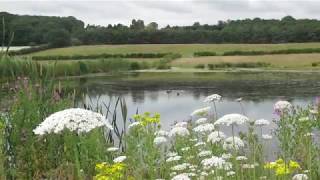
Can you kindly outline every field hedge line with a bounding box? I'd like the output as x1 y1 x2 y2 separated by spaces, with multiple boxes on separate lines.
30 52 176 61
193 48 320 57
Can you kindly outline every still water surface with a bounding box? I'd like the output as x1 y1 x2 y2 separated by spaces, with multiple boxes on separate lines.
72 71 320 157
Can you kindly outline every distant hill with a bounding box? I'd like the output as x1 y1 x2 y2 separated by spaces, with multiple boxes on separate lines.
2 12 320 46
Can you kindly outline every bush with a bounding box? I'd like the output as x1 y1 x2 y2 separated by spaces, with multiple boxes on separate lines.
223 48 320 56
194 51 217 57
208 62 270 69
194 64 205 69
31 52 178 61
46 29 71 48
312 62 319 67
130 62 141 70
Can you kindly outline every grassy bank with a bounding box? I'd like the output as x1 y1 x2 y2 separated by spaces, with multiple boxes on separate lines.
172 54 320 69
29 43 320 57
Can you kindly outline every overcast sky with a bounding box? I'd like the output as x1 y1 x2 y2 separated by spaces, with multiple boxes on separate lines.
1 0 320 27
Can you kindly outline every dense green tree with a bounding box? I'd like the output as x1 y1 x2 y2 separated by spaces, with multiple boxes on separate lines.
46 29 71 47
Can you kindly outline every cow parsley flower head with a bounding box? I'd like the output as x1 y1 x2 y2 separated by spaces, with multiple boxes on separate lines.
204 94 222 103
154 136 168 146
223 136 245 150
274 100 292 114
214 114 249 127
171 163 190 171
170 127 190 137
193 123 215 134
255 119 270 126
166 156 182 162
128 122 141 129
155 130 170 137
262 134 273 140
171 173 190 180
207 131 226 144
175 121 188 128
201 156 226 170
195 118 208 125
107 147 119 152
236 156 248 161
198 150 212 157
113 156 126 163
191 107 211 117
33 108 112 135
292 174 308 180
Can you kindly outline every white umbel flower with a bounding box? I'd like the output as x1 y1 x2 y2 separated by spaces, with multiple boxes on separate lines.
107 147 119 152
262 134 273 140
207 131 226 144
254 119 270 126
170 127 190 137
292 174 308 180
214 114 249 127
236 156 248 161
204 94 222 103
155 130 170 137
33 108 112 135
128 122 141 129
274 100 292 113
154 136 168 146
198 150 212 157
171 163 190 171
113 156 126 163
166 156 182 162
193 123 215 134
201 156 226 170
195 118 208 125
171 173 190 180
223 136 245 150
175 122 188 128
191 107 211 116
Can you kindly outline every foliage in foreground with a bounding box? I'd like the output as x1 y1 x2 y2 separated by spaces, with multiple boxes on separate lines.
1 79 320 180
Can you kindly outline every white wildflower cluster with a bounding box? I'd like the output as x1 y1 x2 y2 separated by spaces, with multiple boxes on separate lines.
171 173 190 180
254 119 270 126
107 147 119 152
274 100 292 113
198 150 212 157
195 118 208 125
128 122 141 129
214 114 249 126
154 136 168 146
167 153 182 162
171 163 191 171
190 107 211 117
33 108 112 135
175 122 188 128
262 134 273 140
204 94 222 103
170 127 190 137
292 174 308 180
207 131 226 144
155 130 170 137
193 123 215 134
113 156 126 163
223 136 245 150
201 156 230 170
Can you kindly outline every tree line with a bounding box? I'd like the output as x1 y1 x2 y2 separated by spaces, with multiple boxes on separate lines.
2 12 320 47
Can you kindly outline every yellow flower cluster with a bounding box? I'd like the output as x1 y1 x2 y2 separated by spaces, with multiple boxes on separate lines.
133 112 160 126
264 159 300 176
95 162 126 180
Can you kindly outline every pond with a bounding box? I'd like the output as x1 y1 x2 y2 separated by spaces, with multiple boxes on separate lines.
70 71 320 157
71 71 320 127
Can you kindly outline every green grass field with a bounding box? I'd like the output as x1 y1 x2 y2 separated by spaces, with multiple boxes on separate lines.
27 43 320 70
172 53 320 69
30 43 320 57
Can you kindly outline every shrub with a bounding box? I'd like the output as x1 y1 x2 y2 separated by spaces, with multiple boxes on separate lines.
194 64 205 69
194 51 217 57
130 62 141 70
